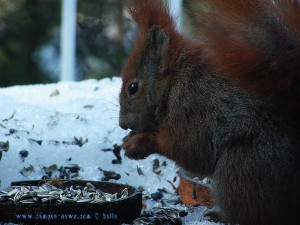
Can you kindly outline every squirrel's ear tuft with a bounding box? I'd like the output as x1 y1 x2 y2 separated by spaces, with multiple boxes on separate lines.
148 26 169 54
125 0 176 34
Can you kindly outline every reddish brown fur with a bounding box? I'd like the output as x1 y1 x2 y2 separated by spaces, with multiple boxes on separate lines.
125 0 175 34
122 0 186 85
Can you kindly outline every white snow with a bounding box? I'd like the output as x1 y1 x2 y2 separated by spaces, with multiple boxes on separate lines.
0 77 221 225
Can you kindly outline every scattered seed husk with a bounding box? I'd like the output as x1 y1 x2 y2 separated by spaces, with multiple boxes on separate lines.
19 165 35 177
64 164 81 173
112 159 122 164
76 116 88 124
137 166 145 176
50 89 60 97
66 157 72 162
152 159 161 175
61 197 76 203
121 188 129 198
48 113 60 127
0 141 9 160
173 176 177 183
19 150 29 162
20 199 36 204
5 129 30 137
0 141 9 152
85 182 96 191
45 164 59 173
101 148 112 152
41 164 59 178
71 137 88 147
101 144 122 164
6 188 19 197
98 167 121 181
48 140 60 146
151 191 164 201
83 105 94 110
8 129 17 134
40 164 82 181
112 144 122 161
77 198 92 203
28 138 42 146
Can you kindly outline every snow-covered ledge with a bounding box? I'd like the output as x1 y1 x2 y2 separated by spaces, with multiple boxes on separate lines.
0 78 177 191
0 78 220 225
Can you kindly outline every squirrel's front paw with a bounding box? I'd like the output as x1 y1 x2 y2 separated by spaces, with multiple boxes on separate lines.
203 208 228 224
122 132 157 160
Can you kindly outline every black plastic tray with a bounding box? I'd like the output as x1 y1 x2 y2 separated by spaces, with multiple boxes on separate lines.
0 180 142 224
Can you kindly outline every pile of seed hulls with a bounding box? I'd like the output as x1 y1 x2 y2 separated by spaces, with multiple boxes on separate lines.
133 207 188 225
0 182 128 205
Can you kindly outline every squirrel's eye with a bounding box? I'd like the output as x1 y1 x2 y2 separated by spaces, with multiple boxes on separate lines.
128 82 139 95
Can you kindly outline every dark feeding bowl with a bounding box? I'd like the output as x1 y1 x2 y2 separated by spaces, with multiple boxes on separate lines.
0 180 142 225
178 169 214 207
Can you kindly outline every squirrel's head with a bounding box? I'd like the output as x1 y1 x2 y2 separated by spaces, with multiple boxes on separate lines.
119 0 180 132
119 26 171 132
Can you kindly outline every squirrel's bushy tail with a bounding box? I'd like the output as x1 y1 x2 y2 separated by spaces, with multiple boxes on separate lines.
192 0 300 135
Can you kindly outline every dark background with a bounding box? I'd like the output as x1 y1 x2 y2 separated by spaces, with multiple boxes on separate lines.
0 0 193 87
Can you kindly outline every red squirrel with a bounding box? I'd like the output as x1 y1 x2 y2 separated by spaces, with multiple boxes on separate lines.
119 0 300 225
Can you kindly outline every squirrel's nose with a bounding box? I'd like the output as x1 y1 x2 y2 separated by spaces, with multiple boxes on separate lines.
119 118 128 130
